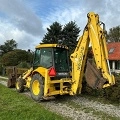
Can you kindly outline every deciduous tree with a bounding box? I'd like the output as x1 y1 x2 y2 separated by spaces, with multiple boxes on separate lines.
0 49 32 66
0 39 17 55
107 25 120 42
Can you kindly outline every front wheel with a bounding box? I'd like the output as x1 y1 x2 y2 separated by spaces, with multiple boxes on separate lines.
30 74 44 101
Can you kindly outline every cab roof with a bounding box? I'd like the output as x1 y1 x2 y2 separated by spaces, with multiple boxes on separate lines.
35 44 68 49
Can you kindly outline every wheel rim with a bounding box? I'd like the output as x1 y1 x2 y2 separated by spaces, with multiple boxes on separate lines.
16 82 19 90
32 80 40 95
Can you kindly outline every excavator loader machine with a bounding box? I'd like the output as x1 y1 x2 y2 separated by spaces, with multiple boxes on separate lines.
16 44 71 100
16 12 115 101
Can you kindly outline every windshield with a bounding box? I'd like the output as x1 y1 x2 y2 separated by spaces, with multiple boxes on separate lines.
40 48 52 68
54 48 69 72
33 48 52 68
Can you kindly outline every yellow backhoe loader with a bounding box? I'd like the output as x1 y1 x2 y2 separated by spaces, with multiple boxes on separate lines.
16 12 115 101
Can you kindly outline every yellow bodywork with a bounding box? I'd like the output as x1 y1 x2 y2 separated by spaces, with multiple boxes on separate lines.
32 80 40 95
35 44 68 49
24 67 72 97
19 12 115 99
70 12 115 94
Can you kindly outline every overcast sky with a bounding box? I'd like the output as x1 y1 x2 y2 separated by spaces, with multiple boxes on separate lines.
0 0 119 50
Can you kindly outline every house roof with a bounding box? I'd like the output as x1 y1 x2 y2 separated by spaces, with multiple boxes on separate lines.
107 42 120 60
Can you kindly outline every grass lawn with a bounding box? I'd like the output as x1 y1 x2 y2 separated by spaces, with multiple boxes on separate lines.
0 84 65 120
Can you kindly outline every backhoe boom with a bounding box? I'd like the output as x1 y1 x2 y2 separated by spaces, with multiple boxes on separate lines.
70 12 115 95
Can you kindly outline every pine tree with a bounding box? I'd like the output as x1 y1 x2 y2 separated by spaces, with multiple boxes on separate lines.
62 21 80 54
42 22 62 44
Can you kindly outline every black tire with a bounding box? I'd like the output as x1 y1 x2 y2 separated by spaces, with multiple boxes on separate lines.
16 78 25 93
30 74 44 101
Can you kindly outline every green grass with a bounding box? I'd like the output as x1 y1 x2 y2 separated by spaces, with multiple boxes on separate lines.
0 84 65 120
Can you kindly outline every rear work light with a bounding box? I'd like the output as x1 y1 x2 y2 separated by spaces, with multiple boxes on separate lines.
48 67 56 77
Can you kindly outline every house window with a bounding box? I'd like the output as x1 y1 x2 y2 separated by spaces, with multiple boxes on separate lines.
115 61 120 70
109 48 114 53
109 61 112 69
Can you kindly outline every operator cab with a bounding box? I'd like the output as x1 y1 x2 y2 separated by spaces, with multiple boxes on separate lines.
33 44 70 79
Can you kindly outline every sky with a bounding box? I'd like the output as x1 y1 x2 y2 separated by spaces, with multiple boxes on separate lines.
0 0 119 50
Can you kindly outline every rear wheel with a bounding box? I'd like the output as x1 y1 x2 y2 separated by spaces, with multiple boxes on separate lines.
30 74 44 101
16 78 25 92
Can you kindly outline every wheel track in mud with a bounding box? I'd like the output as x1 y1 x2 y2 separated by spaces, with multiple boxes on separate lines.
0 80 120 120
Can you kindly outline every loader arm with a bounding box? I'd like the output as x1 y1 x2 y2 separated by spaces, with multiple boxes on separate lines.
70 12 115 95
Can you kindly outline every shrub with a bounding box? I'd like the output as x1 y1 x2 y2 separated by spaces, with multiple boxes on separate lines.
17 61 31 69
82 77 120 103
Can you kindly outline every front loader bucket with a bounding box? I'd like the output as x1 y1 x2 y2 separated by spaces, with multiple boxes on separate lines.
7 74 16 88
85 60 106 89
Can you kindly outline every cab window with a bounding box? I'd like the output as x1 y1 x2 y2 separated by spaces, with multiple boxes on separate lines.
33 49 41 66
54 48 69 72
40 48 53 68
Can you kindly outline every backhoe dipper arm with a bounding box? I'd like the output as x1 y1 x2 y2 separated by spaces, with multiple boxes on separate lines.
70 12 115 95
